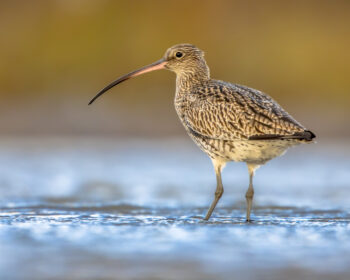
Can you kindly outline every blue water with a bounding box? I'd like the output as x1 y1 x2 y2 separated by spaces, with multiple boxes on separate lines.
0 137 349 280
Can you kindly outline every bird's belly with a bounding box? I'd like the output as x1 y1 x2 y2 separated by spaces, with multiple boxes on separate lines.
189 133 299 164
225 140 296 164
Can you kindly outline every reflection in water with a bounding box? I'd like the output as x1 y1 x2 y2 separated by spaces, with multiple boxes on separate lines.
0 137 349 279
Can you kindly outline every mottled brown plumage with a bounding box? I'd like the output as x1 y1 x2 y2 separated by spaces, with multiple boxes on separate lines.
89 43 315 221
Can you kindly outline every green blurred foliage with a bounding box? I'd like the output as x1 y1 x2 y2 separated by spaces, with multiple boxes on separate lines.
0 0 349 137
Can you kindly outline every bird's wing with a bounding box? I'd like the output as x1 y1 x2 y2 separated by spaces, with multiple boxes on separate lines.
183 82 314 141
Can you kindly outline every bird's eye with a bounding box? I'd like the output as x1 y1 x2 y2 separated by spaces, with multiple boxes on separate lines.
175 52 183 58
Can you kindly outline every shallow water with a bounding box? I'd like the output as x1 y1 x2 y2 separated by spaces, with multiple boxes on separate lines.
0 137 349 280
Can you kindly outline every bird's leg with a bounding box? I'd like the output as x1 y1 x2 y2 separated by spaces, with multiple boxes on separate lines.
245 164 259 222
204 160 225 221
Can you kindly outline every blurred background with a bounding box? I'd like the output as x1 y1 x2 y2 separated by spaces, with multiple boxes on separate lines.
0 0 349 138
1 1 350 280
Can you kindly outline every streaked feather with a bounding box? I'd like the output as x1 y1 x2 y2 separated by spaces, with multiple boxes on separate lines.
182 81 314 141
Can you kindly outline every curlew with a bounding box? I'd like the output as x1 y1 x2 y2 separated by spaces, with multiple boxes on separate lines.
89 44 315 221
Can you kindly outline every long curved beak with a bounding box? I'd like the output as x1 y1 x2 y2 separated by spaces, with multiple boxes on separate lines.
89 58 167 105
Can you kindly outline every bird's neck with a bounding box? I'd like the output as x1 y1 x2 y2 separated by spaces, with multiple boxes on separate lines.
175 62 210 94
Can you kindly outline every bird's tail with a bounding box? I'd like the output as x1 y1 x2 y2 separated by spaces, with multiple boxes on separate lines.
249 130 316 141
283 130 316 141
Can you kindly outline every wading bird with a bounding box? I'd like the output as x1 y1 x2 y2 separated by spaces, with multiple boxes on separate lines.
89 44 315 221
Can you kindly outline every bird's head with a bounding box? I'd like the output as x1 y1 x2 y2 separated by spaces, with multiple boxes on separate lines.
163 44 208 74
89 43 209 105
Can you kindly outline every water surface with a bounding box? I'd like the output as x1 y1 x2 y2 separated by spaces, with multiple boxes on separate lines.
0 137 349 280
